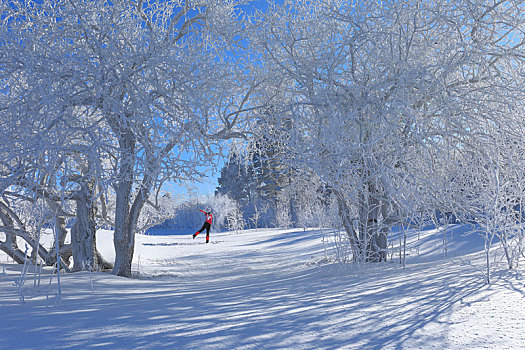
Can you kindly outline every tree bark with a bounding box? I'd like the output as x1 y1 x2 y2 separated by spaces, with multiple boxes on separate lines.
47 215 72 266
0 232 27 264
112 126 137 277
111 120 158 277
71 183 98 271
0 206 27 263
333 189 361 260
363 186 388 262
334 182 388 263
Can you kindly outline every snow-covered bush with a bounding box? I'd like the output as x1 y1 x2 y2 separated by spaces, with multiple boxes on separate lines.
134 192 178 235
275 198 292 229
160 194 245 232
225 206 245 233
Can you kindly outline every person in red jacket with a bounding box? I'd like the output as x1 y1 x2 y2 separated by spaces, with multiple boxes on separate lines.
193 209 213 243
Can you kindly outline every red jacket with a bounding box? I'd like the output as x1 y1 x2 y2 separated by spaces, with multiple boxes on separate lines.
200 210 213 224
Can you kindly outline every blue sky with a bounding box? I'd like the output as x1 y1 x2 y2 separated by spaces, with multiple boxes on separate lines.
166 175 219 199
240 0 281 14
165 156 224 198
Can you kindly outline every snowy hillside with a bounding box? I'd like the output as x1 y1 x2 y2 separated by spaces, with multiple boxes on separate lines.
1 227 524 349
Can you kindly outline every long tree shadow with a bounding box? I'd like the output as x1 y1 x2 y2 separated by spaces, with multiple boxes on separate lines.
0 257 490 349
249 229 325 248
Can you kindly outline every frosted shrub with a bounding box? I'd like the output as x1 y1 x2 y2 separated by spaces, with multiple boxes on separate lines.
249 202 268 229
276 200 292 228
226 206 245 233
166 194 245 232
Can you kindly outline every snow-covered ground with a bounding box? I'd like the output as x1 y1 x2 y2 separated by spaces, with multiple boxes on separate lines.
1 226 524 349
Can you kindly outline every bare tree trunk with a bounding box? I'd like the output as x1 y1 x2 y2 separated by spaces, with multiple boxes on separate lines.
96 250 113 271
0 225 51 263
500 230 513 270
71 183 98 271
333 185 389 263
46 215 72 266
112 184 149 277
51 216 68 251
111 130 151 277
109 115 170 277
0 232 26 264
0 204 71 268
333 189 360 260
113 169 135 276
359 182 389 262
0 206 27 263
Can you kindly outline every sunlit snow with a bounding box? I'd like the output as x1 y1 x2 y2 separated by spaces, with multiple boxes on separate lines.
1 226 524 349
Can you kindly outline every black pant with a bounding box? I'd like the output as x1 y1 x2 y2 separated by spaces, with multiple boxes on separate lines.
198 222 211 235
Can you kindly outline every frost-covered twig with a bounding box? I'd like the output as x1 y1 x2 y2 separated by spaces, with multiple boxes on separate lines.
458 257 488 284
0 264 7 279
13 245 30 303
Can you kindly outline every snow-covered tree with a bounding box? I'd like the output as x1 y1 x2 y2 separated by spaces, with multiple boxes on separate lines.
250 0 525 263
0 0 261 277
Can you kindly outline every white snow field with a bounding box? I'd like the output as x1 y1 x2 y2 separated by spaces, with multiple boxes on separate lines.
1 226 525 349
